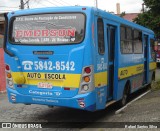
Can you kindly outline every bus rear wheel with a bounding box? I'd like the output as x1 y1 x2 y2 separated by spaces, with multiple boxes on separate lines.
119 83 130 107
147 74 155 89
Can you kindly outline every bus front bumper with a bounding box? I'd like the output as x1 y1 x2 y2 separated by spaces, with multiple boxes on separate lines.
7 87 96 111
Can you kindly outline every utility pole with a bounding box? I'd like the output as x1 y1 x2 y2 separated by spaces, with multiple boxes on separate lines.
95 0 98 8
142 3 145 13
20 0 30 9
20 0 24 9
26 0 30 9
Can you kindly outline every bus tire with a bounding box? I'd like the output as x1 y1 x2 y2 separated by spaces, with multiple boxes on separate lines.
147 73 155 89
119 82 130 107
48 106 54 108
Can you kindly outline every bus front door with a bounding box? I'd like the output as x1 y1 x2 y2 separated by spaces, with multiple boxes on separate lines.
144 35 149 84
107 25 116 101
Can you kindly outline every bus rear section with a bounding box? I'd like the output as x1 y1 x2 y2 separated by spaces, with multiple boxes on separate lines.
156 42 160 67
5 11 96 111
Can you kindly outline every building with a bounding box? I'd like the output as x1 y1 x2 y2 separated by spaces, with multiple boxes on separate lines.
116 3 140 22
0 13 6 93
0 14 5 47
121 13 139 22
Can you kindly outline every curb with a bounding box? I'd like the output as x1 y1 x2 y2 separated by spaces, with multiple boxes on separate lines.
115 90 151 114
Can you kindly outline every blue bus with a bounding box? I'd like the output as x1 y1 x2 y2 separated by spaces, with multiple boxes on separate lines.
3 6 157 111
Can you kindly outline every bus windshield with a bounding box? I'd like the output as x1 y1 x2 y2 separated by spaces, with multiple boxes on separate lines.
9 13 85 45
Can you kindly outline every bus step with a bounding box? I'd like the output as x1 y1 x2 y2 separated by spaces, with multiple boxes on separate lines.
106 100 116 107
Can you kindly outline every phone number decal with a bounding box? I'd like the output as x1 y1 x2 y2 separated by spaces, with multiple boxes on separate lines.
22 61 75 71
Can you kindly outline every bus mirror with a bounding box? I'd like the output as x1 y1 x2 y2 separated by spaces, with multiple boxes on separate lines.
154 41 158 51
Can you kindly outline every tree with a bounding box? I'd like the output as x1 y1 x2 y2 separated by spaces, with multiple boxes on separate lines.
133 0 160 38
120 11 126 17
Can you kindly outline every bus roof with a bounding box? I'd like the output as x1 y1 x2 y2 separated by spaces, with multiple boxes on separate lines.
92 7 154 35
8 6 154 35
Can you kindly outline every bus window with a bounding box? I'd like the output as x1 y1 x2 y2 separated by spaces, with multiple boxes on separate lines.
97 18 105 54
9 13 85 45
133 30 142 54
120 26 133 54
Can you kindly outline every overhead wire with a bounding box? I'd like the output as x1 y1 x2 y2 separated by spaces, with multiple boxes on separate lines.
29 0 40 8
0 10 15 12
0 6 18 8
52 0 65 6
0 0 74 12
60 0 72 6
45 0 59 7
30 0 56 8
0 5 19 12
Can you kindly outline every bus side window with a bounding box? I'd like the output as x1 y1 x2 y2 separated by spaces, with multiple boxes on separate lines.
133 30 142 54
97 18 105 55
150 39 156 61
120 26 133 54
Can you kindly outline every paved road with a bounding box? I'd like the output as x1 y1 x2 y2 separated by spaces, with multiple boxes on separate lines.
0 69 160 130
0 88 160 130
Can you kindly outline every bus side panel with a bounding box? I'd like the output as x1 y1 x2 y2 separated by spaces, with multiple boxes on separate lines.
116 79 127 101
117 53 144 100
95 86 107 110
93 15 108 110
149 62 156 82
116 73 144 101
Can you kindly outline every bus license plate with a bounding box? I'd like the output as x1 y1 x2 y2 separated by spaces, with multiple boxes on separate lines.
38 82 52 89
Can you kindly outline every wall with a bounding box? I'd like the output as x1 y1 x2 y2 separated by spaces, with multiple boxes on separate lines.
0 13 6 93
0 47 6 92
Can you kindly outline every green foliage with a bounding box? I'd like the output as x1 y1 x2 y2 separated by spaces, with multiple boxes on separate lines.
120 11 126 17
144 0 160 15
133 0 160 38
151 81 160 90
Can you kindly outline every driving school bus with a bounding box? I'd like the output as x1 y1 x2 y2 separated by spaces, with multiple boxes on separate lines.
3 6 156 111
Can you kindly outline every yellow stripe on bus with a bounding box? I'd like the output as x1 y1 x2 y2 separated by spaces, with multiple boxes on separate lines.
118 62 156 80
11 62 156 88
11 72 81 88
11 71 108 88
149 62 157 70
94 71 108 87
118 64 144 79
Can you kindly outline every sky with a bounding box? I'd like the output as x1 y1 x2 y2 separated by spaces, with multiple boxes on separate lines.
0 0 143 13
